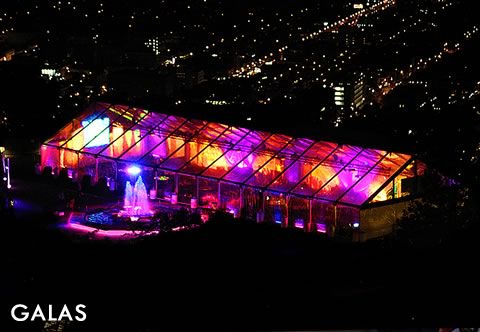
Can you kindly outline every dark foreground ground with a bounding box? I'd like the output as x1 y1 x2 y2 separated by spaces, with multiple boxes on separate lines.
1 177 480 331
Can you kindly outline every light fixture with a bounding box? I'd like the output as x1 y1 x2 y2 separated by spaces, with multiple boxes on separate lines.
127 165 141 175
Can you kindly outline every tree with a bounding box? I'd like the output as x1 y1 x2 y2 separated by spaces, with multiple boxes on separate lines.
396 170 479 247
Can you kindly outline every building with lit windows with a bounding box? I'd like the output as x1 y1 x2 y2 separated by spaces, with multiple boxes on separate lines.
333 71 366 113
41 102 426 240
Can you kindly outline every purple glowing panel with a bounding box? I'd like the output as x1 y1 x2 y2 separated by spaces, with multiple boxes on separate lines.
338 152 406 205
285 141 338 194
224 150 253 168
314 147 379 203
316 223 327 233
294 220 304 229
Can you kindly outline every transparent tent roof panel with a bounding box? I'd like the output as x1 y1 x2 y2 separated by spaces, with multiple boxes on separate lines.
222 133 292 184
180 126 251 175
244 139 313 189
290 144 361 197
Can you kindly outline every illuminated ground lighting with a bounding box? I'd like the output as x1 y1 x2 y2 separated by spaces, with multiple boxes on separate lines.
68 222 159 237
316 223 327 233
127 165 141 175
294 220 304 228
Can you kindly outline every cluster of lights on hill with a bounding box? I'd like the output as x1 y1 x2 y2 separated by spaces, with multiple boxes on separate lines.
231 0 397 78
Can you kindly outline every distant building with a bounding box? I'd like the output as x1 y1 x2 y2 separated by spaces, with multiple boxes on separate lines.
332 71 366 114
176 67 206 89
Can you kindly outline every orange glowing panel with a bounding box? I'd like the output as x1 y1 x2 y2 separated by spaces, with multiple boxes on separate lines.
109 125 124 158
197 145 227 169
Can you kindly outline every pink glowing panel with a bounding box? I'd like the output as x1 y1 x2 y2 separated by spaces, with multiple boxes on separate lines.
338 152 406 205
334 149 383 189
40 145 61 170
292 144 360 198
266 139 321 192
313 146 373 202
223 150 253 168
284 141 338 194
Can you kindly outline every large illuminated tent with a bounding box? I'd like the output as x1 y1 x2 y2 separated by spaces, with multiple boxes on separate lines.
41 102 426 239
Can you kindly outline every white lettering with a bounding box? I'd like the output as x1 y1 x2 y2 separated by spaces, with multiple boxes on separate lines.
48 304 57 321
11 304 86 322
58 305 73 321
30 305 46 321
75 304 87 321
11 304 29 322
